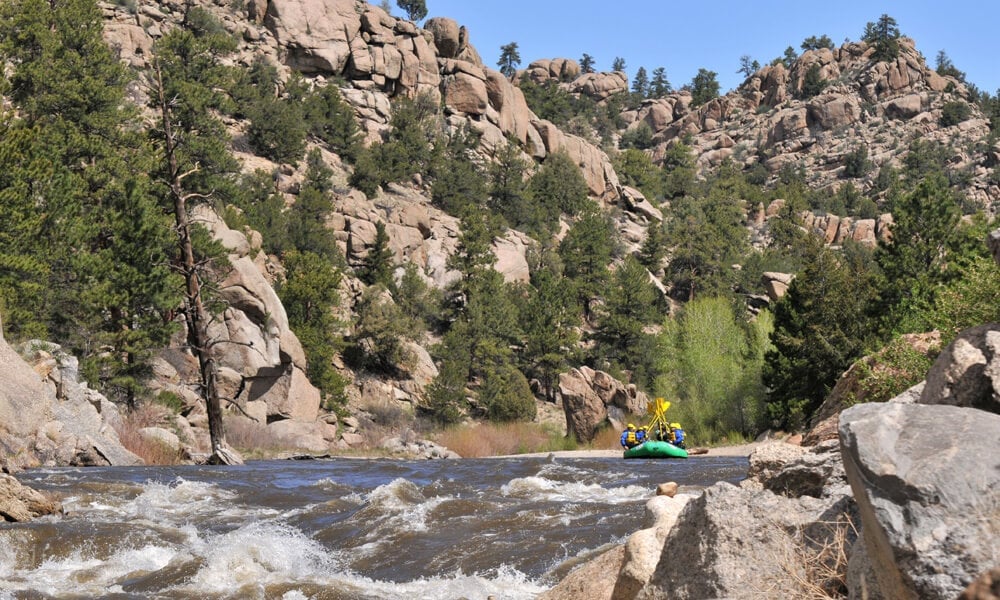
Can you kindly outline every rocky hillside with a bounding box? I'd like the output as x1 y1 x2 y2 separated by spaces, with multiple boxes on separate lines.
3 0 999 463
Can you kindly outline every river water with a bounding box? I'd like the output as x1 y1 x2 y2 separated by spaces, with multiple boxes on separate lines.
1 455 748 599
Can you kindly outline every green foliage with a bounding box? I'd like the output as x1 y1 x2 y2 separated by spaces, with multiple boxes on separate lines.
863 14 901 62
631 66 649 98
527 150 590 221
662 141 697 198
231 170 290 255
349 92 440 196
580 53 595 74
558 203 615 319
650 67 671 97
872 173 963 336
515 265 579 402
430 126 487 215
764 239 880 430
246 91 307 164
939 101 971 127
481 363 536 422
302 82 362 162
395 0 426 21
612 57 626 72
396 262 443 332
613 148 664 199
279 250 347 405
0 0 181 404
358 221 396 288
689 68 720 107
498 42 521 77
350 285 413 373
921 253 1000 343
855 337 934 405
287 149 341 260
801 35 834 51
184 6 230 40
799 63 827 98
487 139 530 228
619 122 656 150
738 55 759 78
935 50 966 81
665 167 753 302
842 146 872 178
655 297 772 442
592 255 662 387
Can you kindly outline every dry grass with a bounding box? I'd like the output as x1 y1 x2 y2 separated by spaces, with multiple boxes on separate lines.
224 416 289 458
767 513 857 599
433 422 576 458
114 402 185 465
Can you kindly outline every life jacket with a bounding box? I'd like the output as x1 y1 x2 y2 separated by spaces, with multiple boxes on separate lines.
636 430 646 443
623 430 637 446
672 428 685 445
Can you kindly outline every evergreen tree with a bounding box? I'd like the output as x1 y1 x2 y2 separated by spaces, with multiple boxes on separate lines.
0 0 181 403
738 55 760 78
782 46 798 68
395 0 426 21
935 50 966 81
631 66 649 98
649 67 671 97
690 68 720 107
517 266 579 403
525 150 591 234
580 53 596 74
352 285 412 373
279 250 346 405
613 148 664 200
612 57 626 72
288 149 340 260
498 42 521 77
863 14 901 62
871 173 964 336
593 255 660 381
799 63 827 98
430 125 487 215
801 35 834 51
559 203 615 320
302 82 362 163
359 221 396 288
487 139 531 228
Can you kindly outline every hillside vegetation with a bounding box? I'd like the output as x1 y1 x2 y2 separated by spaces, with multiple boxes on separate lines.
2 0 1000 457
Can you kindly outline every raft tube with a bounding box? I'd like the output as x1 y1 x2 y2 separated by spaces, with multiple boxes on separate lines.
623 440 688 459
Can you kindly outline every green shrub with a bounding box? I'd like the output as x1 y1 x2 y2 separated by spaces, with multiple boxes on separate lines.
940 101 971 127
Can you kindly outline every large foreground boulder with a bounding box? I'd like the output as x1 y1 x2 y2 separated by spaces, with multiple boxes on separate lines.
637 482 856 599
840 402 1000 599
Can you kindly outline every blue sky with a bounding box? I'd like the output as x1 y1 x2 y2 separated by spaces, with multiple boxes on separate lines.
409 1 1000 96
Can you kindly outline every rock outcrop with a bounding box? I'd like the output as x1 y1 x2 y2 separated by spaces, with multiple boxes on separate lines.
558 367 649 442
0 474 61 521
0 336 141 472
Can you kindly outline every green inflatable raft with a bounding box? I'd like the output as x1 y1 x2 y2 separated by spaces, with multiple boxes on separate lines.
623 440 688 459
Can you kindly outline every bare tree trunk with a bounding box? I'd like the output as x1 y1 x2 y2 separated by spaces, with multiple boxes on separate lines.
154 61 242 466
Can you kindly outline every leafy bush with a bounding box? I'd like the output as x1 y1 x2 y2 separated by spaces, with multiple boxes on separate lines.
855 337 935 405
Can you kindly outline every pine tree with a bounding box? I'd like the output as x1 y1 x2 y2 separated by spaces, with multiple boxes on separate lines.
498 42 521 77
559 203 614 320
650 67 672 97
631 66 649 98
0 0 181 403
359 222 396 288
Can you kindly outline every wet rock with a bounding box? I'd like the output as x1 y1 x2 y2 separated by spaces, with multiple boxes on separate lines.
0 474 61 522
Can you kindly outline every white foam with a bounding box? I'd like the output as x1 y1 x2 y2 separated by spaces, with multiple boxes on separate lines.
183 521 338 592
341 564 547 600
501 475 649 504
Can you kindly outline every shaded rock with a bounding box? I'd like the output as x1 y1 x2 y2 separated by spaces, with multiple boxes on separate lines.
920 323 1000 414
840 402 1000 600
